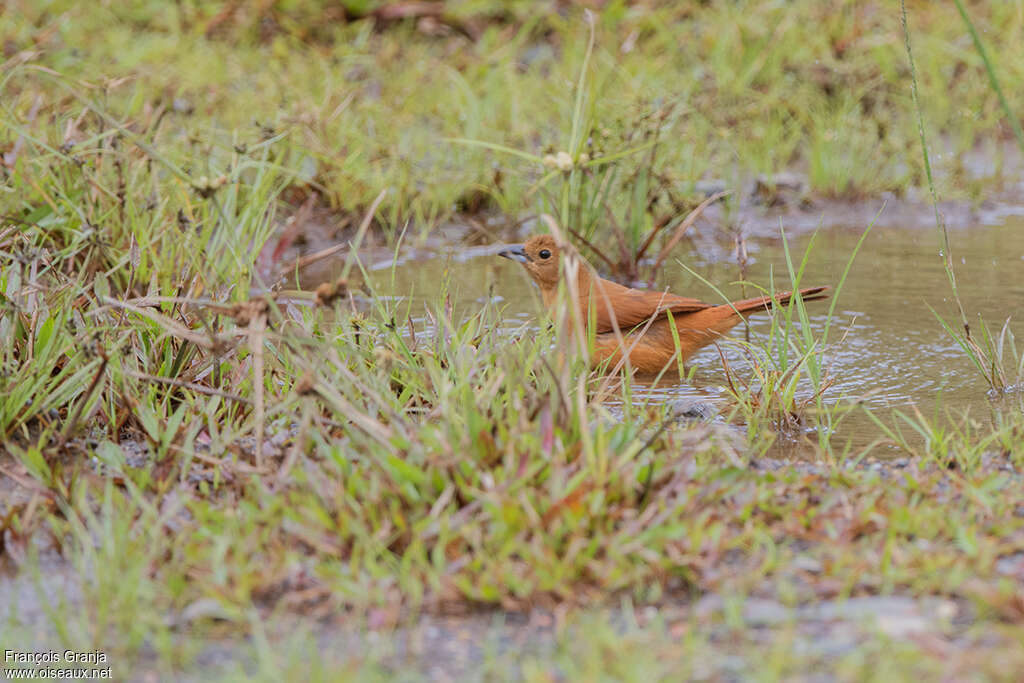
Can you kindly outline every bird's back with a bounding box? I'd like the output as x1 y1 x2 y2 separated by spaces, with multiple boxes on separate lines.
584 276 829 373
578 270 711 333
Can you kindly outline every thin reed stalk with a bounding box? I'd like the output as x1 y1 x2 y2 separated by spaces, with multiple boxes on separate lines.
899 0 968 334
900 0 1008 392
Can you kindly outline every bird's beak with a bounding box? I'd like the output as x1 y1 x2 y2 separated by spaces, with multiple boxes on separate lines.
498 245 529 263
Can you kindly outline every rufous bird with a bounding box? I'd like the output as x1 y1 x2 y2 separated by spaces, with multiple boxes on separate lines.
499 235 829 374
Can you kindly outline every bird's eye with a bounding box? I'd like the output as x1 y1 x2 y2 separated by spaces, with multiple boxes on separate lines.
538 249 551 260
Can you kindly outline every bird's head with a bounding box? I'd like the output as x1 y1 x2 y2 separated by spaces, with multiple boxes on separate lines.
498 234 562 289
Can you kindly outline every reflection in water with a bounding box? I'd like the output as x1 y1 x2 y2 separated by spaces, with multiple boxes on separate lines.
353 218 1024 456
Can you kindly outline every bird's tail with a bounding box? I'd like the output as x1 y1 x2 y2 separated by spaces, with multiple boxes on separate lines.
728 286 830 315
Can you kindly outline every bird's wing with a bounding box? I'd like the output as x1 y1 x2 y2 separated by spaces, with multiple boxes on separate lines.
587 278 711 333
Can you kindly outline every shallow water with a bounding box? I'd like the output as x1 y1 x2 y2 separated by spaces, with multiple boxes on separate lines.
352 216 1024 456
